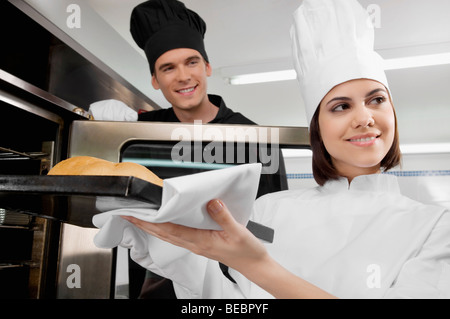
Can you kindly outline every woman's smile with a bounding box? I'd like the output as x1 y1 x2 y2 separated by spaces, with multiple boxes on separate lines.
346 133 380 147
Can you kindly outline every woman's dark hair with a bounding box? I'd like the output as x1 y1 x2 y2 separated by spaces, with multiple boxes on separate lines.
309 102 402 186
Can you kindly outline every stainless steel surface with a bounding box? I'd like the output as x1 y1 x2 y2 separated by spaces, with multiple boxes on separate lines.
28 216 50 298
69 120 310 162
0 146 48 160
56 224 114 299
40 141 54 175
0 69 90 120
0 86 64 126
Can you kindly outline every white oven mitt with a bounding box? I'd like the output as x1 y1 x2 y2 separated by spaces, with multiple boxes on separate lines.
92 163 261 269
89 99 138 121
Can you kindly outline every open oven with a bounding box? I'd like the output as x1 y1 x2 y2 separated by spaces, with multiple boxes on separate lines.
0 0 310 299
60 120 309 299
0 69 88 298
0 73 309 299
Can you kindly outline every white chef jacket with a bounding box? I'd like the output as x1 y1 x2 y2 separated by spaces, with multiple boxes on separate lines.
126 173 450 299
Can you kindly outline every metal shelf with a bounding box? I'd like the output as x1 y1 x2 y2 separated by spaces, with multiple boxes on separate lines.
0 146 48 160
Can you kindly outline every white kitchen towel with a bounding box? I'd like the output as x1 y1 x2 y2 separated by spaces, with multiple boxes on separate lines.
89 99 138 121
92 163 262 268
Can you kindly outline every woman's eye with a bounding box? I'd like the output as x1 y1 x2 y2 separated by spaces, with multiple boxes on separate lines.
370 96 386 105
332 104 349 112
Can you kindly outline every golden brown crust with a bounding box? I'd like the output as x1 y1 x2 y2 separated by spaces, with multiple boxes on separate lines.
48 156 163 187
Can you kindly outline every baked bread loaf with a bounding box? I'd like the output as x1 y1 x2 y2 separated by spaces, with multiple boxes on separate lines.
48 156 163 187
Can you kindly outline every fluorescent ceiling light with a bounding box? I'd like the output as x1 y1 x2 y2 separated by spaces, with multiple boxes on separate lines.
227 53 450 85
400 143 450 154
228 69 297 85
383 52 450 70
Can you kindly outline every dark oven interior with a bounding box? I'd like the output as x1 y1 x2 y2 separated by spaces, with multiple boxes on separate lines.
0 100 62 299
0 1 158 299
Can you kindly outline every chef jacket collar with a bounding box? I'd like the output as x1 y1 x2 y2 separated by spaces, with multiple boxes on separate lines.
322 173 401 194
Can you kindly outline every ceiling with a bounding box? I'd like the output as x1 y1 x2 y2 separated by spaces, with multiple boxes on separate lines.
21 0 450 144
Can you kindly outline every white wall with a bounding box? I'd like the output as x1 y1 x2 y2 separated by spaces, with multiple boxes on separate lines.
283 151 450 210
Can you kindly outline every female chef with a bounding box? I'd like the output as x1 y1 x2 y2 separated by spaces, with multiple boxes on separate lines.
122 0 450 298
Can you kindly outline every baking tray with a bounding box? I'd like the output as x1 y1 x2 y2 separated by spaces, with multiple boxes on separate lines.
0 175 162 228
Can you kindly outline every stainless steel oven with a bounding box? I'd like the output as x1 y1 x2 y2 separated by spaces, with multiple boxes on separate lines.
61 120 309 298
0 0 160 299
0 0 310 299
0 82 309 299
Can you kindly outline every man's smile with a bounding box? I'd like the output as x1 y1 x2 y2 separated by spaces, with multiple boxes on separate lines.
176 85 198 95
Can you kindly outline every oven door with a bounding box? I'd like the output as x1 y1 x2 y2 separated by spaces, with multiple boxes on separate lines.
62 120 309 298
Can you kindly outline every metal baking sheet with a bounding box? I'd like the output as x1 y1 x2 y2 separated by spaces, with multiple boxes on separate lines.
0 175 162 228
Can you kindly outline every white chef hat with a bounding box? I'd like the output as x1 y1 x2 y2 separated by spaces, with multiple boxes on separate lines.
291 0 390 127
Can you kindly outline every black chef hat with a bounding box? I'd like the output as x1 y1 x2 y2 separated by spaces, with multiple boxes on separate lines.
130 0 209 74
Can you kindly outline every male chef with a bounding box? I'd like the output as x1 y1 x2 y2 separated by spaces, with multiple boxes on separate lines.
91 0 288 299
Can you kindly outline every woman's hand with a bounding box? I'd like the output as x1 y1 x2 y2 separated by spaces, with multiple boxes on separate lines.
121 199 337 299
121 199 269 275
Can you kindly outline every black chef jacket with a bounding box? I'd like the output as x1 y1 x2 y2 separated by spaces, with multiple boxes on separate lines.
138 94 255 124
